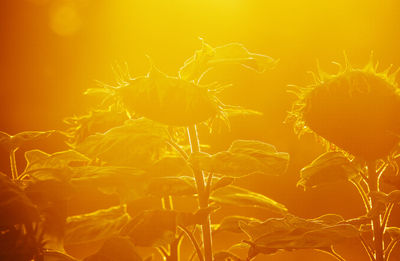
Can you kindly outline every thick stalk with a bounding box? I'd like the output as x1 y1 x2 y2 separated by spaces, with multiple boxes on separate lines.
367 161 384 261
167 235 183 261
187 125 213 261
9 147 19 180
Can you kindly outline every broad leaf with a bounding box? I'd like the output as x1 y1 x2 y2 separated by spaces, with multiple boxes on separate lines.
122 208 212 247
210 185 287 214
211 176 235 191
65 205 130 245
0 173 39 226
70 166 147 200
121 210 178 247
23 150 149 200
64 109 128 145
382 175 400 189
298 151 361 190
240 214 345 241
214 216 260 234
191 140 289 177
387 190 400 203
179 40 278 81
23 149 89 181
146 156 192 177
240 214 359 258
75 118 171 167
83 236 142 261
43 251 79 261
214 251 243 261
223 107 262 118
146 176 196 196
146 175 231 197
386 227 400 241
0 130 57 151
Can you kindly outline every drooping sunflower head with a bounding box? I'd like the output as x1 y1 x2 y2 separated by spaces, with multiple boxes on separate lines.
289 54 400 160
117 66 222 126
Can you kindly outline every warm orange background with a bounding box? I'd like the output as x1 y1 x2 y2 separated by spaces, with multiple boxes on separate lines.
1 0 400 260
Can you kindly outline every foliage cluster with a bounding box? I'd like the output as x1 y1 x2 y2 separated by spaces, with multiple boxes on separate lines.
1 41 399 261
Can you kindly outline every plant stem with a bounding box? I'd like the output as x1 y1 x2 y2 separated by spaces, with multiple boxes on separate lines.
167 140 189 160
161 195 177 260
167 234 183 261
9 147 19 180
367 160 384 261
179 226 204 261
382 203 394 233
318 247 346 261
329 246 346 261
162 196 174 210
350 179 371 212
360 235 376 261
204 172 214 199
157 247 169 260
187 125 213 261
384 240 398 261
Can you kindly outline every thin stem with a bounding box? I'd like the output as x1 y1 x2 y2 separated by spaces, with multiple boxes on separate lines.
360 235 376 261
381 203 394 233
161 195 176 260
350 179 371 212
384 240 399 261
318 247 346 261
167 140 189 160
9 147 19 180
204 172 214 199
187 125 213 261
367 160 384 261
189 250 197 261
179 226 204 261
157 247 169 260
162 196 174 210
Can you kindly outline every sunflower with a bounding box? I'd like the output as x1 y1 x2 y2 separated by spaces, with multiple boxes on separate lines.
116 66 222 126
289 55 400 160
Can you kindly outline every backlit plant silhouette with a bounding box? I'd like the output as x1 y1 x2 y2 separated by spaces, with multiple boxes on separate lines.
0 41 291 261
2 42 399 261
285 56 400 261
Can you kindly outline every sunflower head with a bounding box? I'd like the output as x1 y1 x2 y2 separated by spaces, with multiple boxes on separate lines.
289 55 400 160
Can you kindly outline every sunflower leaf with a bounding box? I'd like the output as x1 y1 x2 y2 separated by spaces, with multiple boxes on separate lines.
214 215 260 234
214 251 243 261
146 176 197 197
83 236 143 261
0 173 39 226
65 205 130 245
179 41 278 81
298 151 361 190
121 210 178 247
386 227 400 241
23 149 90 181
190 140 289 177
0 130 58 151
210 185 287 214
75 119 171 167
240 214 359 258
70 166 148 201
